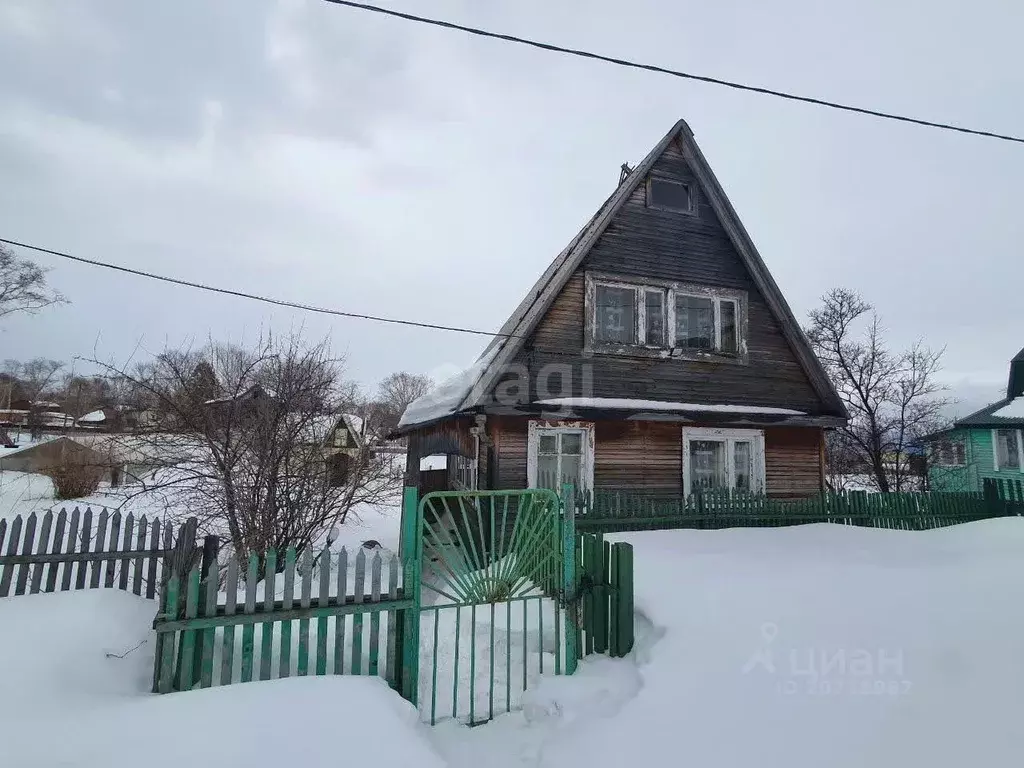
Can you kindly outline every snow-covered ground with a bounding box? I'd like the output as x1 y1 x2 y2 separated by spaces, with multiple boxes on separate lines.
3 517 1024 767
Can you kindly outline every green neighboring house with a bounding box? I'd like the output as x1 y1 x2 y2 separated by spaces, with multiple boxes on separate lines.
924 348 1024 492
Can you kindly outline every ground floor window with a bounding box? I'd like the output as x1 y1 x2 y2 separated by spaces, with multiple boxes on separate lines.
994 429 1023 471
932 439 966 467
682 427 765 496
527 421 594 492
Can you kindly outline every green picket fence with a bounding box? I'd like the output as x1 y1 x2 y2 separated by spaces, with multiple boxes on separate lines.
574 488 1009 533
152 543 415 694
983 477 1024 513
576 533 634 658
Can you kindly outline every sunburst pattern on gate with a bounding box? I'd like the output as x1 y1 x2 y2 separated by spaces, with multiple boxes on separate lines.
417 489 561 605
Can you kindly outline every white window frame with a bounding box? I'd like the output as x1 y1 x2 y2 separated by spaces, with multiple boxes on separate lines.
673 292 739 353
932 438 966 468
526 420 595 491
682 427 766 496
586 273 746 359
992 428 1024 472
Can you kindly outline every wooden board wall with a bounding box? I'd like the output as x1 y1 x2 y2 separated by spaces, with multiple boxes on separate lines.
490 416 823 498
507 138 826 415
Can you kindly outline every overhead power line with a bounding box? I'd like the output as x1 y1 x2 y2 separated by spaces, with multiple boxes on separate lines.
322 0 1024 146
0 236 517 340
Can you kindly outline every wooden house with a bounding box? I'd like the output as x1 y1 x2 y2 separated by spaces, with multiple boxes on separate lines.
923 348 1024 492
395 120 847 499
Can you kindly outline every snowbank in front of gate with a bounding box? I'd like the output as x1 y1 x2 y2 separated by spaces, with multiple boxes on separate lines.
433 518 1024 768
0 589 445 768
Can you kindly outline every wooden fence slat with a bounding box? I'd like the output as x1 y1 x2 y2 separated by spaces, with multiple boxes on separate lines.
132 516 147 596
14 512 37 596
385 554 399 686
61 509 80 591
90 510 107 589
119 513 134 591
29 510 53 594
177 566 201 691
334 548 348 676
221 556 239 686
45 510 67 593
104 511 122 588
158 520 173 594
316 548 331 676
280 548 296 678
240 554 258 683
200 559 218 688
157 574 180 693
260 549 277 682
368 552 382 677
0 515 22 597
351 549 366 675
297 548 312 676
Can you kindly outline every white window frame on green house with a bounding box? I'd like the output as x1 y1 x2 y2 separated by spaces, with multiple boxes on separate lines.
992 428 1024 472
681 426 766 496
526 421 595 492
932 438 966 467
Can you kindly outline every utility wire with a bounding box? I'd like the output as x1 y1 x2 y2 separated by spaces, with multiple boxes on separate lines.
322 0 1024 146
0 236 519 340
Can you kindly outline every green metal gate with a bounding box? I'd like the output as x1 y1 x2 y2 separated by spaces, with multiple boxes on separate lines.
399 487 577 725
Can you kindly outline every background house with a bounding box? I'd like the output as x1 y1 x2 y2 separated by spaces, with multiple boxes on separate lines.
924 348 1024 492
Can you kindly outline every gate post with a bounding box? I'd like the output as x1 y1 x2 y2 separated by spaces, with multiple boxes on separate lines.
399 486 421 704
561 483 578 675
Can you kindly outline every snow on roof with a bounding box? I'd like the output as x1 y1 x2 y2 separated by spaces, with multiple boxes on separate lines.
534 398 806 416
77 409 107 424
342 413 364 437
992 397 1024 419
397 347 499 430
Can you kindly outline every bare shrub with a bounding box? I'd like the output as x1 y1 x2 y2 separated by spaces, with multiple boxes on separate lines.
42 457 104 500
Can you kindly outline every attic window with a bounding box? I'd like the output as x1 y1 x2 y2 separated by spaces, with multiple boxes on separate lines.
586 273 747 360
647 177 693 213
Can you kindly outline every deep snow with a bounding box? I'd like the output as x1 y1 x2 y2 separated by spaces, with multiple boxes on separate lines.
0 590 444 768
4 519 1024 768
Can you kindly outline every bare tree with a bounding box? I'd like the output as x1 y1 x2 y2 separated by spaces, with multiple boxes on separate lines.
0 245 66 320
807 288 951 492
374 371 433 435
93 334 400 565
4 358 66 438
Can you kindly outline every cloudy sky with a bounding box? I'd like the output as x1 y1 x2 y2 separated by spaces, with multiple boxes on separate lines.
1 0 1022 414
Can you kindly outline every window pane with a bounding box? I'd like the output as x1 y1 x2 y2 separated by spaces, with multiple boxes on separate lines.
689 440 727 492
734 441 752 491
675 295 714 350
538 434 557 454
537 454 558 489
996 429 1020 470
649 178 691 212
720 300 738 353
645 290 666 346
559 454 582 486
595 285 636 344
560 432 582 455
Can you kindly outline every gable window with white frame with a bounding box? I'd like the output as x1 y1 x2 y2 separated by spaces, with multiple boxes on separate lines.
527 421 594 492
588 273 745 360
994 428 1023 471
682 427 765 496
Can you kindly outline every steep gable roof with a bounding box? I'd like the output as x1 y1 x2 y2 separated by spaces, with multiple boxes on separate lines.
399 119 846 430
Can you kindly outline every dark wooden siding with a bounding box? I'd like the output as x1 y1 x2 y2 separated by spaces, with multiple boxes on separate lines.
490 416 823 498
508 138 825 414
